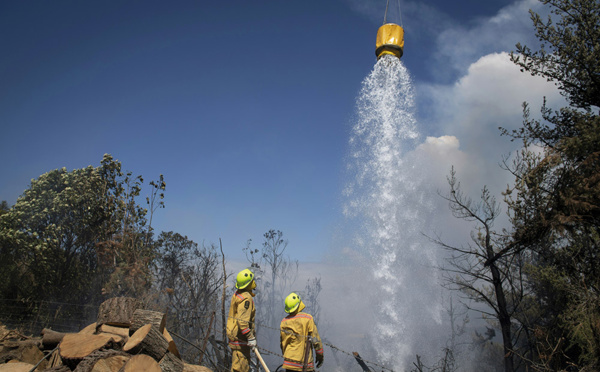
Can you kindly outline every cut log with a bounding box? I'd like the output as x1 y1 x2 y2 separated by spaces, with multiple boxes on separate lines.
79 323 98 335
159 351 184 372
0 362 36 372
182 364 213 372
129 309 166 335
96 332 124 344
73 349 130 372
59 333 117 368
90 355 130 372
0 339 46 369
97 324 130 341
122 324 168 361
42 328 70 349
97 297 140 328
162 328 180 359
119 354 161 372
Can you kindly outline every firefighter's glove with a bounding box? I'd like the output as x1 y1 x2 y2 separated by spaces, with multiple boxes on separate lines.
316 353 324 368
247 337 257 349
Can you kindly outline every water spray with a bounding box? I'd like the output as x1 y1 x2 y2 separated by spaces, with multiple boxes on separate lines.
341 1 445 368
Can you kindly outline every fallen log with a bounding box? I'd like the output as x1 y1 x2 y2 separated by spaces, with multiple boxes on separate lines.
159 351 184 372
96 297 140 328
59 333 117 368
73 349 130 372
122 324 168 361
129 309 166 336
119 354 161 372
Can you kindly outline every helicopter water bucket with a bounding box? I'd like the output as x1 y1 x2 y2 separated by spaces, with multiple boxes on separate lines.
375 23 404 59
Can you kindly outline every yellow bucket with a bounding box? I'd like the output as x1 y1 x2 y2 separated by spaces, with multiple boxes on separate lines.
375 23 404 59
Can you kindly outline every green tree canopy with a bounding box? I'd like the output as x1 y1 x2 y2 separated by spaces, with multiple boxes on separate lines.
0 154 162 307
505 0 600 369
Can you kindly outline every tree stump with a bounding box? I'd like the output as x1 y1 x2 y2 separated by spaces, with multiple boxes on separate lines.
163 328 180 359
122 324 168 361
73 349 130 372
183 364 213 372
97 297 140 327
129 309 166 335
119 354 161 372
59 333 117 368
159 351 184 372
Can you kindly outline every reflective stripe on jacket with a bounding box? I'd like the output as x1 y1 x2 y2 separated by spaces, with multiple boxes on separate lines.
227 290 255 350
280 312 323 371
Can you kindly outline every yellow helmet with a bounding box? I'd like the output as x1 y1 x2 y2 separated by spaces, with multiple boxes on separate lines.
284 292 305 314
235 269 255 290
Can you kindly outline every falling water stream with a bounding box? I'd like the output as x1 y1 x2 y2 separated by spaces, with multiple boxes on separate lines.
344 55 444 370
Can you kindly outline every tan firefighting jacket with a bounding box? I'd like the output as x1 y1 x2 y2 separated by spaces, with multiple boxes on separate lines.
227 290 255 350
280 312 323 371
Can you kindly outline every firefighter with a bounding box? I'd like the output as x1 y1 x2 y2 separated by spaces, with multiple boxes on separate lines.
280 292 324 371
227 268 257 372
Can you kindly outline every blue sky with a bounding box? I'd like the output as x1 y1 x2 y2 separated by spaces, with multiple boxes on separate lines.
1 0 561 264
